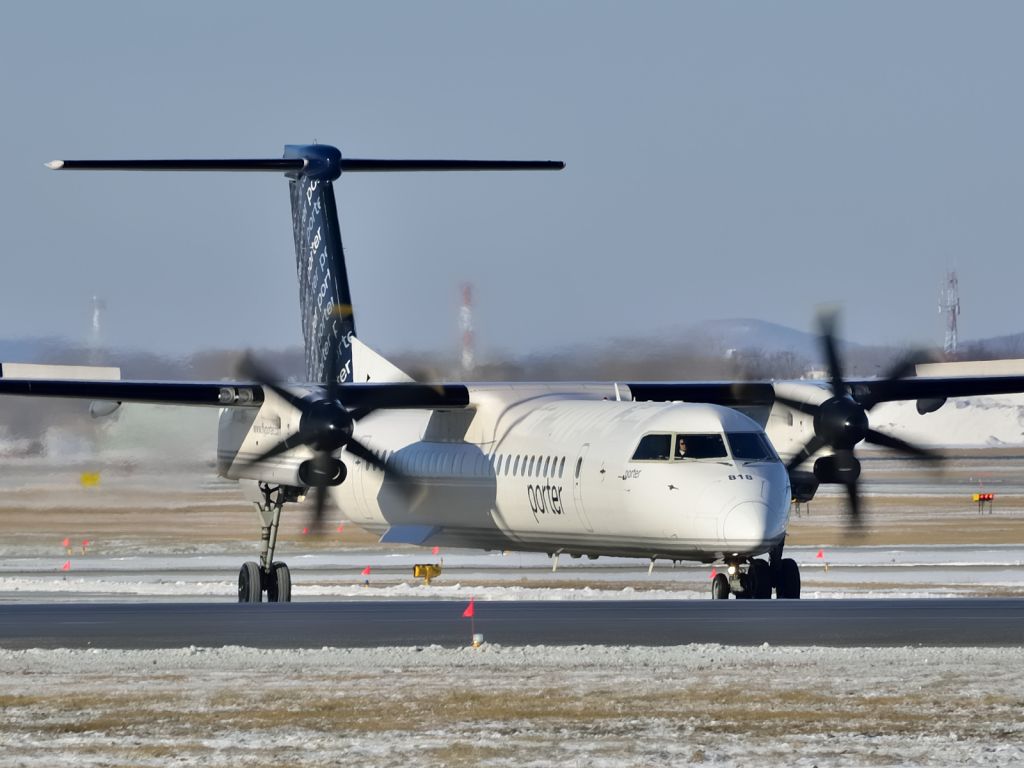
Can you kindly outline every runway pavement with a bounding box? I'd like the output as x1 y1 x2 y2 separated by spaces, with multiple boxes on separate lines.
1 599 1022 649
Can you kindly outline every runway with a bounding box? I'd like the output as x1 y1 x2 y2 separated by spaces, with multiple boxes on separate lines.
2 598 1023 649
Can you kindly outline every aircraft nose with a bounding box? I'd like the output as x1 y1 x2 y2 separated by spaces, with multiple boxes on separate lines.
722 500 786 548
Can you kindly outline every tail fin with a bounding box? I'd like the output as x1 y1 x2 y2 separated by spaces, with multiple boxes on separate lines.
49 146 563 384
283 145 355 383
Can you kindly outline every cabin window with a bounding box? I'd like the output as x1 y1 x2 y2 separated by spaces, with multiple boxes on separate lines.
674 433 728 460
574 456 583 479
631 434 672 461
513 455 521 476
727 432 778 462
528 456 536 477
543 456 551 477
559 456 566 478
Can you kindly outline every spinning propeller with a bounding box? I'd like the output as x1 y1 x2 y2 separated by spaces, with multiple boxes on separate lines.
775 313 940 528
239 343 408 532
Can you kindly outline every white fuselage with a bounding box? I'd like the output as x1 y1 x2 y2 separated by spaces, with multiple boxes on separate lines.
221 384 792 561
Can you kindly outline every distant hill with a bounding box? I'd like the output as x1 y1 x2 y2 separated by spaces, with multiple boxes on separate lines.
674 318 845 360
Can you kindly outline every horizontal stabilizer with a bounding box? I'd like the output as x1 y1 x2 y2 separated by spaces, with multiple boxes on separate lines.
46 158 306 173
46 152 564 179
340 159 564 172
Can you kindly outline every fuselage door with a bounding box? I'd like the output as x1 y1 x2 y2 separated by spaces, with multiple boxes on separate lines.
572 443 594 531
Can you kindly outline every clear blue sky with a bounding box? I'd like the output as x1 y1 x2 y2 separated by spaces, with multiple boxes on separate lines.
2 1 1023 358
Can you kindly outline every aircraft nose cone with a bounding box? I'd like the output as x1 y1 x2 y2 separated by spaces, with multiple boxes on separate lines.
722 501 774 547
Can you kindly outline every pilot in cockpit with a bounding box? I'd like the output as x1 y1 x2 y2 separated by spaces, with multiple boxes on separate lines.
675 436 687 459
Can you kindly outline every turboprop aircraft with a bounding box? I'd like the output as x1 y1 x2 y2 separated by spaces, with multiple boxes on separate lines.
6 143 1024 603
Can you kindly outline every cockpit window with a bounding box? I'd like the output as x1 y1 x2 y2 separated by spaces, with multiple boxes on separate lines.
727 432 778 462
631 433 672 461
675 433 728 459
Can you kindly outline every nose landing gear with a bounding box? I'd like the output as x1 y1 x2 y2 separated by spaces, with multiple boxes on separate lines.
710 545 801 599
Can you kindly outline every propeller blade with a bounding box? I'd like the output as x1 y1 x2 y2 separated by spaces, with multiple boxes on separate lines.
312 481 329 532
864 429 941 461
859 349 932 410
345 438 389 473
843 481 864 532
346 438 422 502
785 434 827 473
881 350 928 383
346 405 377 422
818 311 846 396
241 431 306 468
239 354 309 411
773 395 822 418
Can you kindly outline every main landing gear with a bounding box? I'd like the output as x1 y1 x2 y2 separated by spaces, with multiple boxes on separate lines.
238 482 303 603
710 542 801 600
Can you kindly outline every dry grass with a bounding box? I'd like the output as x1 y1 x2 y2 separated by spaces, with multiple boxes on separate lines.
2 454 1024 550
4 669 1020 743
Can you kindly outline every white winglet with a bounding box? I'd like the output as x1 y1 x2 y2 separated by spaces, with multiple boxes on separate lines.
45 160 64 170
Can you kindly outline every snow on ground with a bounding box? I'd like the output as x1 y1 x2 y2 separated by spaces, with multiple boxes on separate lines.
872 394 1024 447
3 545 1024 602
1 644 1022 767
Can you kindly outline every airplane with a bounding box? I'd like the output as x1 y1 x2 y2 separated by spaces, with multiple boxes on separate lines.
6 143 1024 603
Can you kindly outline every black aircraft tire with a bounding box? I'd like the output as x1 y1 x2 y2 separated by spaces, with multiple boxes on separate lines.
734 574 752 599
777 558 801 599
238 561 263 603
266 562 292 603
749 559 772 599
711 573 731 600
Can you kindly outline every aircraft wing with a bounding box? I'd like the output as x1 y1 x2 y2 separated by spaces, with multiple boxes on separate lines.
0 378 470 409
626 375 1024 408
846 375 1024 405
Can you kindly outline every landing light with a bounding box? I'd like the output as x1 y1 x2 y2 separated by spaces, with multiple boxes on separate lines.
727 565 737 575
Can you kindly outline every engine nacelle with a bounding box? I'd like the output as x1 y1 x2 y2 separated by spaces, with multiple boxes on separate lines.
298 458 347 488
813 454 861 485
788 469 820 503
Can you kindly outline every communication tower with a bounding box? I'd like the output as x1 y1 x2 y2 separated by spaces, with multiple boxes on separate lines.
459 282 475 375
938 271 960 357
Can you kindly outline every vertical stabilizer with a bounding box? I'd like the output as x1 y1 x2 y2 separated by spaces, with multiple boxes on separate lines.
283 145 356 384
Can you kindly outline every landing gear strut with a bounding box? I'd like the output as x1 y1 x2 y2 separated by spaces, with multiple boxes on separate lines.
238 482 303 603
710 544 801 600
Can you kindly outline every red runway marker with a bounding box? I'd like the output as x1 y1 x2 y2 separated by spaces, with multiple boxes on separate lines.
710 567 717 579
432 546 440 556
361 566 371 576
61 560 71 571
462 598 475 618
816 549 825 559
302 527 309 535
337 524 345 533
62 537 70 548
